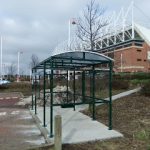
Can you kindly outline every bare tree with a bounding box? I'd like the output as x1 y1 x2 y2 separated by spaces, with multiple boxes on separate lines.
7 63 17 76
30 54 40 69
76 0 108 50
20 68 25 76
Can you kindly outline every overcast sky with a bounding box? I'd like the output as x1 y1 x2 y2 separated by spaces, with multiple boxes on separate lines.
0 0 150 74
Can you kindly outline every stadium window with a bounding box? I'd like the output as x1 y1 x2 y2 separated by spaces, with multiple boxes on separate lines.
137 59 142 61
115 46 123 50
137 49 142 52
135 43 143 47
124 43 132 48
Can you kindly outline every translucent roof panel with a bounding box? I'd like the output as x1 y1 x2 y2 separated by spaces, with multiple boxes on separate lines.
33 51 113 69
52 51 113 62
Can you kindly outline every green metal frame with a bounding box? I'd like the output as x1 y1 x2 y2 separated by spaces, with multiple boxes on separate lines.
34 70 37 115
31 51 113 138
50 60 53 137
31 69 34 110
43 62 46 127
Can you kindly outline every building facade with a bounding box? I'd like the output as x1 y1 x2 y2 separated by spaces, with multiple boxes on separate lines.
96 24 150 72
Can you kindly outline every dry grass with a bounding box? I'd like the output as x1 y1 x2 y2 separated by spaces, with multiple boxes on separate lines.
0 82 32 96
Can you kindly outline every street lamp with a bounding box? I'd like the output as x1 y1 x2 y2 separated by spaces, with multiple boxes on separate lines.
68 18 77 51
17 51 23 82
68 18 77 80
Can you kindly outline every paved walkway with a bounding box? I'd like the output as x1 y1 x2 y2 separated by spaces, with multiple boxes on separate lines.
32 107 123 144
0 93 46 150
0 107 46 150
76 87 141 111
108 87 141 101
31 88 141 144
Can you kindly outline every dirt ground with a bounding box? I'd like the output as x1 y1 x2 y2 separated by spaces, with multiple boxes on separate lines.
62 93 150 150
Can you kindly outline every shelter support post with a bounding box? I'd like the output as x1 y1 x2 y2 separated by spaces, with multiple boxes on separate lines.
38 75 40 99
67 70 69 103
73 69 76 111
82 70 85 102
34 70 37 115
92 65 96 120
109 62 112 130
89 70 92 113
50 61 54 137
43 62 46 127
31 69 34 110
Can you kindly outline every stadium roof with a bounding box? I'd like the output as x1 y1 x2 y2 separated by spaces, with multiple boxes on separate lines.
135 23 150 46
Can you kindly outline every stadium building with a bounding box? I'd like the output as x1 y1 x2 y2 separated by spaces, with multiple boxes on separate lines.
96 24 150 72
54 2 150 73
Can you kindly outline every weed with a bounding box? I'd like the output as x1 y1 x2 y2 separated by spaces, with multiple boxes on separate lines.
141 82 150 97
134 129 150 141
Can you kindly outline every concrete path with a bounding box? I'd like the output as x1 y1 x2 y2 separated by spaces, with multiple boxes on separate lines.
32 106 122 144
31 88 140 144
0 93 46 150
0 108 46 150
108 87 141 101
76 87 141 111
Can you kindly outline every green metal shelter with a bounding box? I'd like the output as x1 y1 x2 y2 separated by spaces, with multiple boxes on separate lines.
32 51 113 138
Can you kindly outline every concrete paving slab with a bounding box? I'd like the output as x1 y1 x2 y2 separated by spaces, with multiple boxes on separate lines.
76 87 141 111
0 108 46 150
106 87 141 101
30 88 142 144
34 107 123 144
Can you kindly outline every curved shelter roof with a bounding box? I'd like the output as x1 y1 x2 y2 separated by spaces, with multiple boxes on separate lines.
33 51 113 70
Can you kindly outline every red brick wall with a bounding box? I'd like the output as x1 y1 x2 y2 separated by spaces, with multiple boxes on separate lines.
106 42 150 72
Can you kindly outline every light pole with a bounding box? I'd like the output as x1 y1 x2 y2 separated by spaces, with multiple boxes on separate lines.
68 18 76 51
17 51 23 82
2 63 5 79
0 36 2 81
68 18 76 80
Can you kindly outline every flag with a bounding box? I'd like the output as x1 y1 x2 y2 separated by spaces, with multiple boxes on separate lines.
70 18 76 25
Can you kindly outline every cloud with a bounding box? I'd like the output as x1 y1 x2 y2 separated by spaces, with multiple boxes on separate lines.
0 0 150 74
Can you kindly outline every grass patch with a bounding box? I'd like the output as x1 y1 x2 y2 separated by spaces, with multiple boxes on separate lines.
27 144 54 150
135 129 150 141
130 79 150 85
141 82 150 97
0 82 32 96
